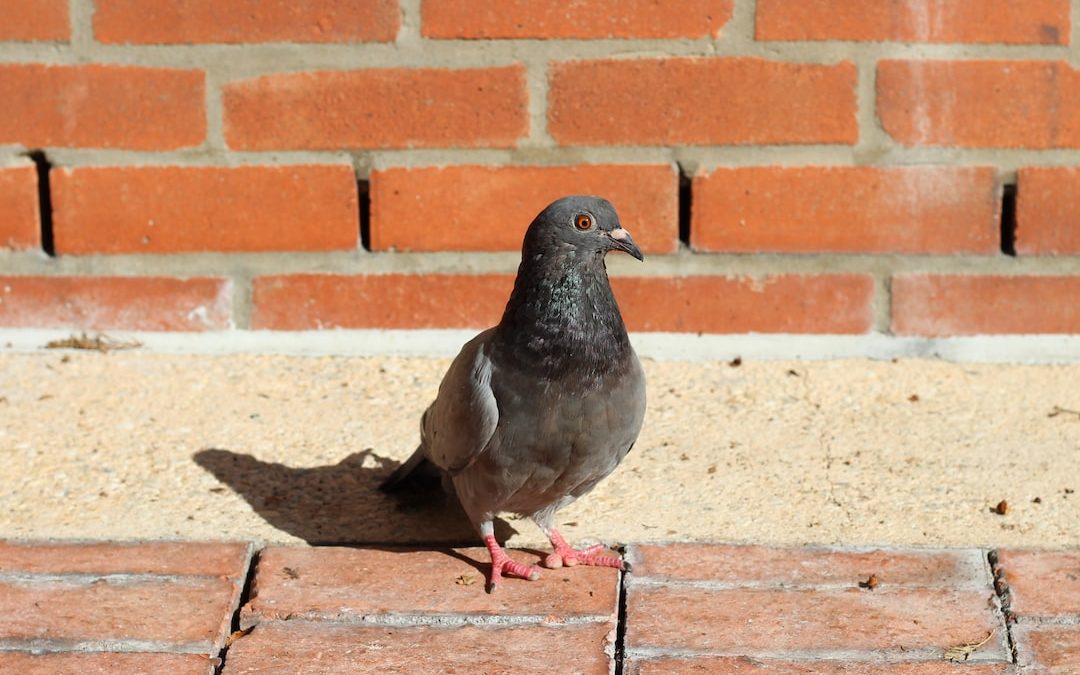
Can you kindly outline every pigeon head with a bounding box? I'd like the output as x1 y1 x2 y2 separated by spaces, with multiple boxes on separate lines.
522 195 644 262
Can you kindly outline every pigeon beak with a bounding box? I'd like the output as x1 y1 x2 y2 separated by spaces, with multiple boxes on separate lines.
608 228 644 261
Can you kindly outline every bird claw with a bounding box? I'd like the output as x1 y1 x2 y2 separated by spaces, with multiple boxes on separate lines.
486 556 541 593
543 542 624 570
483 533 540 593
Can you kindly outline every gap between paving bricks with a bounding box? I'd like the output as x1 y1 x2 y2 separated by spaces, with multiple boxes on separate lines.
988 549 1021 664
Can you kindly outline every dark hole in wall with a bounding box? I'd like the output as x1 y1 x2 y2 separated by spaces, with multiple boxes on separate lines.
677 166 692 248
1000 183 1017 256
25 150 55 257
358 178 371 252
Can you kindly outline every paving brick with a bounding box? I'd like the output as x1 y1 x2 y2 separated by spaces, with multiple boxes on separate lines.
549 58 857 146
0 541 251 578
224 66 527 150
1017 167 1080 254
611 274 875 334
222 620 613 674
422 0 731 38
370 164 678 253
878 60 1080 149
0 276 232 331
51 165 359 254
251 273 513 330
996 550 1080 617
630 544 989 587
692 166 999 253
0 64 205 150
1014 624 1080 673
0 0 69 41
626 585 1007 657
94 0 398 44
891 275 1080 336
629 657 1011 674
0 577 239 649
0 652 215 675
756 0 1069 44
242 546 618 625
0 163 40 251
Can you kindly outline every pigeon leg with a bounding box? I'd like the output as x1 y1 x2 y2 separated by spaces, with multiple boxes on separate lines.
542 529 627 571
482 532 540 593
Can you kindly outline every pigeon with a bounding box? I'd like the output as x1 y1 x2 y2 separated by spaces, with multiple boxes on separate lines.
381 195 646 592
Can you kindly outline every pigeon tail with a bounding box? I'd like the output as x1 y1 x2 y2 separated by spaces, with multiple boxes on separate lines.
378 446 437 492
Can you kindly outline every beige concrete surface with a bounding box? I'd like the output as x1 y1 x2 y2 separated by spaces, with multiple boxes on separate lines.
1 350 1077 549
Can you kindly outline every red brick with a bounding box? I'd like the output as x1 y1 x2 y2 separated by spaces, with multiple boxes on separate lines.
756 0 1069 44
0 276 232 331
1015 625 1080 672
251 273 513 330
371 164 678 253
251 273 874 333
631 544 989 587
242 546 617 625
0 0 69 41
891 275 1080 336
626 586 1006 657
224 66 527 150
878 60 1080 149
692 166 999 253
51 165 358 254
996 550 1080 617
224 621 613 674
1017 167 1080 254
0 64 205 150
611 274 875 334
0 653 214 675
94 0 398 44
422 0 731 39
631 657 1011 674
0 541 251 578
549 58 857 146
0 577 239 648
0 163 40 250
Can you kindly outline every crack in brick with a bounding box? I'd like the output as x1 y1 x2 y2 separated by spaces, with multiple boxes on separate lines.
213 547 260 675
987 549 1019 664
614 554 630 675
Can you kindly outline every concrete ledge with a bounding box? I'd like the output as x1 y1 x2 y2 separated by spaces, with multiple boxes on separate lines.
3 328 1080 363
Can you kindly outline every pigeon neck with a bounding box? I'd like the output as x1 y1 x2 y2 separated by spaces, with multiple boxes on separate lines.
495 250 631 378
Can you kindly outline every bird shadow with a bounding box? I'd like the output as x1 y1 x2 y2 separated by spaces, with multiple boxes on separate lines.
191 447 520 547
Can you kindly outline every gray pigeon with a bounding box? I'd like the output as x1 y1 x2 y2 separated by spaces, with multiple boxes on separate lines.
381 195 646 591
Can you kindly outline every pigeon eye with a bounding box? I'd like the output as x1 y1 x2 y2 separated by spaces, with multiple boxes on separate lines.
574 214 593 231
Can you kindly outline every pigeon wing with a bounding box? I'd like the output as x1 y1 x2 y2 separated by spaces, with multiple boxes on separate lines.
422 328 500 475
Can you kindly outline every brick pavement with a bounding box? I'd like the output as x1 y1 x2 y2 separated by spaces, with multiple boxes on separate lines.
0 541 1076 673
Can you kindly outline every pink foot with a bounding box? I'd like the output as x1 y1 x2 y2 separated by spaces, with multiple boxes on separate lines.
542 529 627 571
483 534 540 593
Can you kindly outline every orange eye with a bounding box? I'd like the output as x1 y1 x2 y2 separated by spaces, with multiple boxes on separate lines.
574 214 592 230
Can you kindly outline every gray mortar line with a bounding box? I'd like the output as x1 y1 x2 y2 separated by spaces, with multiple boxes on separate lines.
0 638 213 655
1 25 1071 72
66 0 94 58
246 612 612 629
621 646 1009 663
2 249 1078 278
870 274 890 334
523 59 552 147
7 145 1080 172
624 577 992 592
0 572 245 586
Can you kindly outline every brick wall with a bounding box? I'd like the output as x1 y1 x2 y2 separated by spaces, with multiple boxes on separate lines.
1 0 1079 337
